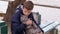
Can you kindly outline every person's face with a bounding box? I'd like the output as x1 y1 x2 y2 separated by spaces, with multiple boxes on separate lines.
23 7 32 16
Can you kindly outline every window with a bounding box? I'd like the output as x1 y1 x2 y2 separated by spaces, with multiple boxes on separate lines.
0 1 8 13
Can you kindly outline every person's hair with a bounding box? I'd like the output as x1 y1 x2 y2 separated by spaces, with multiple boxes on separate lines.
23 1 34 10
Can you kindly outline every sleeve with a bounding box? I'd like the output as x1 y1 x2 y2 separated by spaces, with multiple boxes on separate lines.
11 10 27 33
11 20 27 32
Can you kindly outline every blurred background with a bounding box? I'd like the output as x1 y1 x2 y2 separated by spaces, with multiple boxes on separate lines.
0 0 60 34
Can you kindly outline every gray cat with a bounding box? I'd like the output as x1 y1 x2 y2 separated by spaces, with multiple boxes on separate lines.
20 15 41 34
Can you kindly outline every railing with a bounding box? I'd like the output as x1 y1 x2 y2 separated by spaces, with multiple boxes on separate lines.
40 21 60 34
0 21 8 34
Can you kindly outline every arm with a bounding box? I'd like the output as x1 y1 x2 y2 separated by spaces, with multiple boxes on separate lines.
11 11 27 34
11 20 27 32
